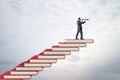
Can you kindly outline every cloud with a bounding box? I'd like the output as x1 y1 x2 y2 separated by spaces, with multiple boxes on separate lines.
1 0 120 79
7 0 23 14
98 0 108 5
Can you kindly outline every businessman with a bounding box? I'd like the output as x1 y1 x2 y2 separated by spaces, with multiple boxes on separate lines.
75 17 86 40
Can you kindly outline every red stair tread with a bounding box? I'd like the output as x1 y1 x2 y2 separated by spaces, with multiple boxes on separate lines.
52 45 79 48
59 42 86 44
65 39 94 43
44 49 71 52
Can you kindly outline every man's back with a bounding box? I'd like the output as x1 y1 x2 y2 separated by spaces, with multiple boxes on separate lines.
77 19 85 27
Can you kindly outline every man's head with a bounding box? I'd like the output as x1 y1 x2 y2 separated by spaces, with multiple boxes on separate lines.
78 17 81 20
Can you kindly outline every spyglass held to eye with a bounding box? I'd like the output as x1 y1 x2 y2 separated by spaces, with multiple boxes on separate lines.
81 19 89 21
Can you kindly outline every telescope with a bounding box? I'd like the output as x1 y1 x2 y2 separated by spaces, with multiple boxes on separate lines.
81 19 89 21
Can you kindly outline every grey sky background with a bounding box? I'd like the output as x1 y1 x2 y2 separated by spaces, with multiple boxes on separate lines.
0 0 120 80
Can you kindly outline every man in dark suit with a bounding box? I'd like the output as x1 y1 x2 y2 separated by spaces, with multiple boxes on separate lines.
75 17 86 40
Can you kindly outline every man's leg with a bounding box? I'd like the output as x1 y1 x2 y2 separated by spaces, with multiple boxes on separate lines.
75 29 80 39
80 30 83 39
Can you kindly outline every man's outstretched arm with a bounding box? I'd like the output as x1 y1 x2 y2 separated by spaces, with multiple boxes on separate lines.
80 21 86 24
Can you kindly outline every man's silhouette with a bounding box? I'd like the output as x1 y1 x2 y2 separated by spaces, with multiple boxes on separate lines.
75 17 86 40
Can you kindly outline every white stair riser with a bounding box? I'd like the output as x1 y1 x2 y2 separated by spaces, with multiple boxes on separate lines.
38 56 65 59
11 72 37 75
59 44 86 47
52 47 79 51
30 59 56 63
24 63 51 67
65 39 93 43
16 67 42 71
44 52 70 55
4 75 31 78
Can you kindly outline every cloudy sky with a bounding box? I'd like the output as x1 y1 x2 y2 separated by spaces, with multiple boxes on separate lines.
0 0 120 80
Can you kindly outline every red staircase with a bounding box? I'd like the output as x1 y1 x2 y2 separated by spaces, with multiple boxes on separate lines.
0 39 94 80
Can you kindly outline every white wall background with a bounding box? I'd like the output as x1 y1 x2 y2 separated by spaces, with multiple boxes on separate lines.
0 0 120 80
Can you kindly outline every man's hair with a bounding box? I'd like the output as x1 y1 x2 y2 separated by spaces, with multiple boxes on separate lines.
78 17 81 20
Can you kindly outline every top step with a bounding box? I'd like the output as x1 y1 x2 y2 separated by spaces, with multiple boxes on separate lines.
65 39 94 43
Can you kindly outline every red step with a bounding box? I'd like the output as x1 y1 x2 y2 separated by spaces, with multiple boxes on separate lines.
59 42 86 47
52 45 79 51
65 39 94 43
